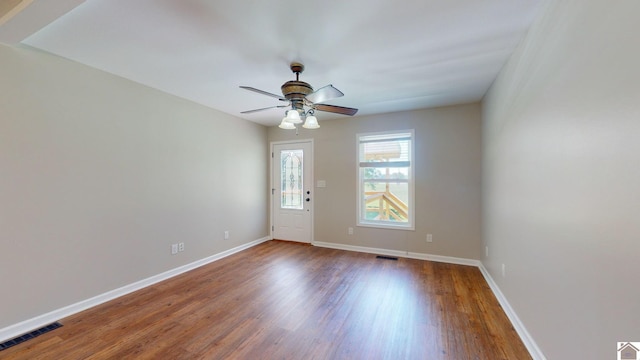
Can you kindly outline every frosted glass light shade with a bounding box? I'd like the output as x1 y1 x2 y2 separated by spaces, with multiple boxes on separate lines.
284 110 302 124
278 118 296 129
302 115 320 129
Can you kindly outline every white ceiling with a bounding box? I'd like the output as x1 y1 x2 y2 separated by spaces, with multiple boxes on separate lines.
2 0 541 126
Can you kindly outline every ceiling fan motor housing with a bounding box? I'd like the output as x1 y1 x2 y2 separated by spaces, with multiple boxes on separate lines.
281 80 313 99
281 80 312 113
281 62 312 113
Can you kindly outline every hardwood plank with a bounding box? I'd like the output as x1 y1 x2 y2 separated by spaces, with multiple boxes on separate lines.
2 240 531 359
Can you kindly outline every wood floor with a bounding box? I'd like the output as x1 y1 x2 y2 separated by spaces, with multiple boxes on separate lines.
3 240 531 359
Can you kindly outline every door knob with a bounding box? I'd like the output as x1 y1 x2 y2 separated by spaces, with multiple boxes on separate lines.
306 198 310 202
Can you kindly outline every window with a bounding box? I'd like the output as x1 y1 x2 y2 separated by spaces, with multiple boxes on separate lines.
357 130 414 230
280 150 303 209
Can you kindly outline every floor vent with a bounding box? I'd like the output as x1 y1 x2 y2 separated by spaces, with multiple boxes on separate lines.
376 255 399 261
0 322 63 351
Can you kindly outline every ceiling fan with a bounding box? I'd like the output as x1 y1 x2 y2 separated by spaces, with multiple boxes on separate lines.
240 62 358 129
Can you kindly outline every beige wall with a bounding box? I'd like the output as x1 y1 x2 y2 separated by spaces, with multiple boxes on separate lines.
482 1 640 358
268 104 482 260
0 44 269 329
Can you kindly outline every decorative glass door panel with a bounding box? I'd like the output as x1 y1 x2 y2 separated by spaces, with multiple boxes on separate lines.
280 150 303 209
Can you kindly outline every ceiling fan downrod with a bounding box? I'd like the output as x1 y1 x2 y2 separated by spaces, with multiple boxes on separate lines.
290 62 304 81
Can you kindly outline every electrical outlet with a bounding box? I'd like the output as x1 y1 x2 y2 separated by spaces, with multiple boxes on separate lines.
485 246 489 257
178 242 184 252
171 244 178 255
501 263 506 278
426 234 433 243
224 231 229 240
348 227 353 235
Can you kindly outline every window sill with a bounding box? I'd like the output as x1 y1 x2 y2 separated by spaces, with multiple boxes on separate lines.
357 222 415 231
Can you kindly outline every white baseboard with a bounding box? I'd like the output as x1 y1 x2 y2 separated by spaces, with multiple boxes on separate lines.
312 241 480 266
0 236 271 343
407 251 480 267
313 241 407 258
478 263 547 360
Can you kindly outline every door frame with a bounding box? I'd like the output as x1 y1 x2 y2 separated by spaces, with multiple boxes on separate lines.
270 139 314 244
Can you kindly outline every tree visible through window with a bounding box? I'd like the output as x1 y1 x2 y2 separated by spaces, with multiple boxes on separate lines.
357 130 414 230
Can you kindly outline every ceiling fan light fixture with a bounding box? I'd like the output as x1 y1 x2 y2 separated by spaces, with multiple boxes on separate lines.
278 118 296 129
302 115 319 129
239 63 358 128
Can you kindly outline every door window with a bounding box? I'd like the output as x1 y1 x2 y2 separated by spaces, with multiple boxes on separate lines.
280 150 304 209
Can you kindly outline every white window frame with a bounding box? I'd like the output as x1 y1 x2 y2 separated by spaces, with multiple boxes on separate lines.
357 129 415 230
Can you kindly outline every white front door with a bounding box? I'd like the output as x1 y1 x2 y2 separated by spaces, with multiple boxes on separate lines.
272 141 313 243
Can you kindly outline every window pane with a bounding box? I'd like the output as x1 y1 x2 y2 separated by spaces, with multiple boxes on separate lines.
362 167 409 180
281 150 303 209
362 181 409 223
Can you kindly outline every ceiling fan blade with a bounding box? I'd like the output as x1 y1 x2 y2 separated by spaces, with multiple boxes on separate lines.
306 84 344 104
241 105 289 114
314 104 358 116
239 86 287 101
